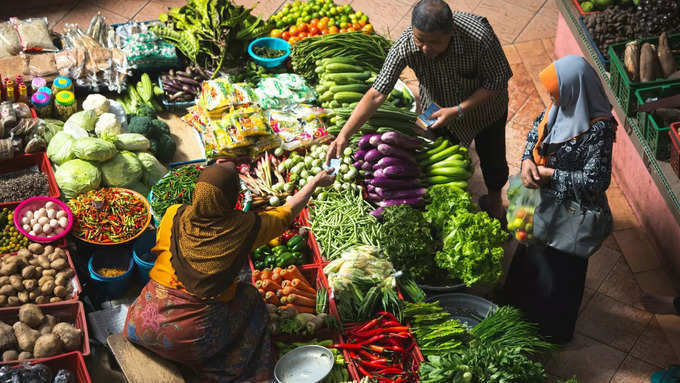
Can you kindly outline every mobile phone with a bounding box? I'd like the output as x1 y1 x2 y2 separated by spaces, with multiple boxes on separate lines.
416 103 441 129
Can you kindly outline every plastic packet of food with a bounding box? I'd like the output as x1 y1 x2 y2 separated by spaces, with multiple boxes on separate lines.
250 134 282 157
200 77 234 111
211 115 253 149
267 110 304 151
230 106 267 137
10 18 58 52
0 22 20 58
231 83 257 106
12 103 31 119
506 174 540 244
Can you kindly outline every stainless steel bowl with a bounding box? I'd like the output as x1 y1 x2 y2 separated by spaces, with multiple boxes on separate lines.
273 345 335 383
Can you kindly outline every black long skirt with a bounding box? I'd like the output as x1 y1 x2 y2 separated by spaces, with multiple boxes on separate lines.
503 244 588 344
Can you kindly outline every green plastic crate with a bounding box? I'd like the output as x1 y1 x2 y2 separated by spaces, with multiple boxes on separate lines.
608 33 680 116
634 83 680 142
643 114 671 160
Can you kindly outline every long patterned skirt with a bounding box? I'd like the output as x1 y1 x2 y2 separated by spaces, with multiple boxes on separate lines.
124 280 273 382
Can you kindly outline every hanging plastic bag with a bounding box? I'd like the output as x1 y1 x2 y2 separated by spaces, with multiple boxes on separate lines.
506 174 540 244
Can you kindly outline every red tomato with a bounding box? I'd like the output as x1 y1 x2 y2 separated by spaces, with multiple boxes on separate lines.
516 231 527 241
329 25 339 34
299 23 309 33
288 36 299 44
346 27 356 32
289 25 299 35
321 29 329 35
309 26 320 35
298 32 308 39
317 20 328 30
270 29 283 38
339 28 347 33
281 31 291 40
310 18 319 27
352 22 361 30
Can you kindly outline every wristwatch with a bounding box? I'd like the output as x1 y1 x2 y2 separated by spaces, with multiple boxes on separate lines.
455 105 464 120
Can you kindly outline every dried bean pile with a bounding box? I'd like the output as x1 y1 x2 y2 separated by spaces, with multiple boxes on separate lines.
0 173 49 203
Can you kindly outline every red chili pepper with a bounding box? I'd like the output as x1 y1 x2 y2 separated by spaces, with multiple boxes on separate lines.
375 367 404 375
359 360 393 370
351 317 382 335
375 311 399 322
330 343 363 350
357 365 372 378
353 326 410 338
358 349 381 361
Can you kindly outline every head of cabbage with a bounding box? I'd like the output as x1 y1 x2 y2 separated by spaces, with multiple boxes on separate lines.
137 152 168 187
100 151 143 187
64 110 98 133
54 159 102 200
47 131 76 165
72 137 117 162
115 133 150 152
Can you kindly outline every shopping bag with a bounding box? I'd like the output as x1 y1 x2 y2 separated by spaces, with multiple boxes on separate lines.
506 174 540 244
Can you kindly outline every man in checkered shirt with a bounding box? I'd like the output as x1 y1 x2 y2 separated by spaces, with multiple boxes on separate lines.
327 0 513 221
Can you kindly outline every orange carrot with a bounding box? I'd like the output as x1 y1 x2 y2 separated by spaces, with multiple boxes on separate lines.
291 278 315 294
258 288 265 295
279 269 290 280
281 280 291 288
254 280 264 289
285 265 307 282
261 280 281 292
288 303 315 314
271 272 282 284
252 270 262 281
260 268 272 280
273 267 283 275
265 291 280 305
282 286 315 299
287 293 316 307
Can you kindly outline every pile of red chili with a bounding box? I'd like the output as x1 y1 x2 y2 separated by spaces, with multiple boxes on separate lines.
68 188 149 244
331 312 417 382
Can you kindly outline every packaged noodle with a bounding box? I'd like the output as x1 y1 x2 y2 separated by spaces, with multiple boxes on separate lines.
250 134 282 157
267 105 330 151
210 114 253 150
230 106 267 137
199 77 257 113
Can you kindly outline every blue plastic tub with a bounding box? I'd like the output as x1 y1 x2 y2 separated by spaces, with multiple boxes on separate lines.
88 249 134 299
248 37 291 68
132 229 157 284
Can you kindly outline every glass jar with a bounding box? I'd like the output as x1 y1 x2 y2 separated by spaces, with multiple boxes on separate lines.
52 77 73 95
54 91 76 121
30 91 51 118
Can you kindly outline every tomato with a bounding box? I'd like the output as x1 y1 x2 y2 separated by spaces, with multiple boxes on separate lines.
289 25 299 35
288 36 299 44
320 16 330 23
346 27 356 32
321 29 329 35
281 31 291 40
339 28 347 33
317 20 328 30
362 24 374 34
329 25 339 34
298 23 309 33
358 19 367 27
298 32 308 39
310 18 319 27
352 22 361 30
270 29 283 38
515 231 528 241
309 26 320 35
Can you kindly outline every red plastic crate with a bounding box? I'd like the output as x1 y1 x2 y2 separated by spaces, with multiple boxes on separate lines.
0 247 81 301
2 351 91 382
0 301 90 364
572 0 599 15
301 208 325 263
670 123 680 179
0 152 60 208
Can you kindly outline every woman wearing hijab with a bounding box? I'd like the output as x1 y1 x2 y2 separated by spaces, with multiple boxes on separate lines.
503 55 615 344
124 162 335 382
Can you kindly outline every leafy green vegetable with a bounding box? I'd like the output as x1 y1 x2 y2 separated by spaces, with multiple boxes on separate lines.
100 151 144 187
404 302 471 357
378 205 437 283
435 209 508 286
471 306 554 355
157 134 177 163
424 183 475 231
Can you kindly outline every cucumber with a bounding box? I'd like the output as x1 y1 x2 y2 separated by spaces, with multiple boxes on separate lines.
443 181 468 189
320 57 360 66
316 83 331 94
427 175 467 184
428 159 469 170
329 100 341 108
426 167 471 178
333 91 364 103
329 84 370 94
420 145 464 166
429 154 465 167
323 71 371 82
324 63 366 73
320 90 334 103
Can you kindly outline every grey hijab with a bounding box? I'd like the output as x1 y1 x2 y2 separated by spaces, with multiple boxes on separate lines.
540 55 612 154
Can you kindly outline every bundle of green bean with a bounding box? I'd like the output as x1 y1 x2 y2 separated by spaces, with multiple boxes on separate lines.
309 191 383 260
291 32 392 83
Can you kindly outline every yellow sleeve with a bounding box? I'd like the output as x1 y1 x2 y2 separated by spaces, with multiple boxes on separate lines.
251 206 294 250
148 205 182 288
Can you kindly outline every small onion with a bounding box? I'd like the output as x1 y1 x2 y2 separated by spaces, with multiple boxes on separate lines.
21 217 29 225
47 209 56 219
37 217 49 225
56 210 66 219
45 201 56 209
22 224 30 231
58 217 68 228
24 211 33 219
49 219 58 228
30 218 36 226
35 209 45 218
33 224 42 234
42 224 52 234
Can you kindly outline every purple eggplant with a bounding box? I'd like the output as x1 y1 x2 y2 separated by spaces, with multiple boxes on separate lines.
353 160 364 169
358 136 372 150
375 187 427 200
381 131 423 149
373 168 384 178
378 197 425 208
383 165 420 178
376 156 416 168
377 144 415 162
367 192 382 201
370 207 385 219
366 184 376 193
364 148 382 163
369 135 383 147
354 149 367 161
369 177 421 189
361 161 373 171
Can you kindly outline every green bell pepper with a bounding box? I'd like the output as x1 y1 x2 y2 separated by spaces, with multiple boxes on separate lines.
277 252 296 267
286 235 304 248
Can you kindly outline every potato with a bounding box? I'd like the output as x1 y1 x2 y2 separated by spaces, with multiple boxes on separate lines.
23 279 36 291
19 304 45 328
28 292 36 301
17 292 28 304
42 246 54 257
38 276 54 286
35 296 48 305
60 269 74 279
50 259 67 271
0 263 18 276
7 297 19 306
40 281 55 295
21 266 37 279
0 285 16 296
33 334 62 358
9 275 23 292
0 321 16 350
0 295 6 306
0 276 9 286
38 315 57 335
49 297 61 303
54 275 68 288
13 322 39 351
16 249 30 258
53 286 67 298
2 350 17 361
52 323 82 352
42 269 56 277
37 256 49 269
35 266 43 274
27 244 43 255
17 351 32 360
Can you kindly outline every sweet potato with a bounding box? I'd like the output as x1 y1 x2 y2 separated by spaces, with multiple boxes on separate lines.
640 43 659 82
624 40 640 82
33 334 62 358
0 322 16 351
19 304 45 328
2 350 17 361
13 322 39 351
657 32 677 78
52 323 82 352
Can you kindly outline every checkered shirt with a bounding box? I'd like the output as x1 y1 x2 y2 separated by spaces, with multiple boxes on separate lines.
372 12 513 146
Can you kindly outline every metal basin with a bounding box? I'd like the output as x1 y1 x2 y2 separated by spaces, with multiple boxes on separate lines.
427 293 498 329
273 345 334 383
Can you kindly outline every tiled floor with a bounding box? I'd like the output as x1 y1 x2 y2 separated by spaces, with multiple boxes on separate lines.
4 0 680 381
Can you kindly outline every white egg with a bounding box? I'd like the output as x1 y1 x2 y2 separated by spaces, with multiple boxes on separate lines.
37 217 49 225
28 231 35 236
47 209 56 219
56 210 66 219
21 217 29 225
24 211 33 219
35 209 45 218
58 217 69 228
42 224 52 234
49 219 58 228
33 224 42 234
22 224 30 231
45 201 55 209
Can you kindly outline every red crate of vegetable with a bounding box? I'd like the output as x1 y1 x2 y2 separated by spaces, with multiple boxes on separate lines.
1 351 91 382
0 300 90 365
300 208 324 264
572 0 599 15
0 153 59 208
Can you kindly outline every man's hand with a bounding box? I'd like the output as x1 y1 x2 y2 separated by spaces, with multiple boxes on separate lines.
313 168 336 187
429 107 459 130
521 159 541 189
325 135 348 165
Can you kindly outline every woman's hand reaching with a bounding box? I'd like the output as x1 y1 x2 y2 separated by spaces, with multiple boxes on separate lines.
313 168 336 188
521 159 541 188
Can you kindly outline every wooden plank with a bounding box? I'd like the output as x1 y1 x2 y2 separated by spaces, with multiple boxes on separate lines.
107 333 185 383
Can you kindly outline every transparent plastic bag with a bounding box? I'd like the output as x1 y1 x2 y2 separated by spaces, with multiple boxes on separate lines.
11 17 58 52
506 174 540 244
0 22 20 58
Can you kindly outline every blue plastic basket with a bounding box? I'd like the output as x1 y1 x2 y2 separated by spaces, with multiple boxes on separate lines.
88 249 134 299
248 37 291 68
579 17 609 71
158 76 196 111
132 229 157 284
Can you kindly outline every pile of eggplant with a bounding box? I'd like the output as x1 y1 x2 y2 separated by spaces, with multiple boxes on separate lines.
159 66 213 103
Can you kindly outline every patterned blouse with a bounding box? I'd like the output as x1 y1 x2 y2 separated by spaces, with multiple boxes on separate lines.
522 110 615 213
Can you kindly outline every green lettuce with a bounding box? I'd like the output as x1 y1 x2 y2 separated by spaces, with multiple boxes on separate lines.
424 184 475 231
